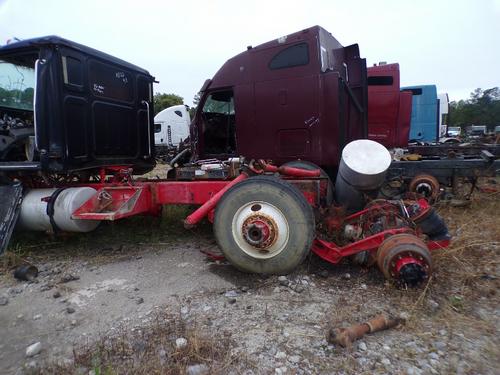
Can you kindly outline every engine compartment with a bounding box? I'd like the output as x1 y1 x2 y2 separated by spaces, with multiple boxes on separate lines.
0 108 35 161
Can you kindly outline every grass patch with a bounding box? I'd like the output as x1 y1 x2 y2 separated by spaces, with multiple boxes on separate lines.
29 312 246 375
1 205 213 270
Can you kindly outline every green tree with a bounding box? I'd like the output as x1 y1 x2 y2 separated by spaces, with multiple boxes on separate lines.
448 87 500 130
153 93 183 115
189 92 201 118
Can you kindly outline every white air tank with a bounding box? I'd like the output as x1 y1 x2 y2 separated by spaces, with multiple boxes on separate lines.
18 187 100 232
335 140 392 212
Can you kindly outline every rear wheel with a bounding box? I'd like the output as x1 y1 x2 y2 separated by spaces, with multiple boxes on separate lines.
376 233 432 286
214 176 315 274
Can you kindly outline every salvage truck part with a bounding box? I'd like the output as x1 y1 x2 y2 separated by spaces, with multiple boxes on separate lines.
0 29 451 285
327 314 402 348
214 176 315 274
335 139 392 213
387 155 500 199
408 174 440 201
376 234 432 286
281 160 334 206
0 36 155 177
0 182 23 255
18 187 100 233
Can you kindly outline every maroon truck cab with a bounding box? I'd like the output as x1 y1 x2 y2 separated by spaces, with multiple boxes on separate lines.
192 26 368 171
367 63 412 148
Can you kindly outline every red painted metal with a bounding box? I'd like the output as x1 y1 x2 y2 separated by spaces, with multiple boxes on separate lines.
67 165 447 279
245 219 271 241
183 172 248 227
72 186 154 221
427 239 451 250
277 165 321 178
253 160 321 178
193 26 367 167
312 227 413 264
72 175 322 221
199 249 225 261
367 63 411 148
395 256 424 275
311 197 450 269
154 181 232 205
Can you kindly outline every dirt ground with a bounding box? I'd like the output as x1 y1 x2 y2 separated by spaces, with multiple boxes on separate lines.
0 186 499 375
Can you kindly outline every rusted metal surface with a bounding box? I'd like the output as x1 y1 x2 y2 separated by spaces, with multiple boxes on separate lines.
388 158 500 182
376 233 432 285
287 179 322 207
408 174 441 201
327 314 402 347
242 213 278 250
52 158 449 285
312 197 449 283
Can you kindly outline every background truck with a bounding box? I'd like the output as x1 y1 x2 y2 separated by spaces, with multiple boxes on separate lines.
366 63 412 148
446 126 461 137
438 93 449 139
154 104 191 160
401 85 439 143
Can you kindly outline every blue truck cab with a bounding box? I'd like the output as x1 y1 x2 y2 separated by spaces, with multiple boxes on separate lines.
401 85 439 142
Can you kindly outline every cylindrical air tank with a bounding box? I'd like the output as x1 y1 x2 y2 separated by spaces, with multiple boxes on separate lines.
18 187 100 232
335 140 392 212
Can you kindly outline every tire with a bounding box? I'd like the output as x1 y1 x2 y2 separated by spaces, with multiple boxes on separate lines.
282 160 334 206
214 175 315 274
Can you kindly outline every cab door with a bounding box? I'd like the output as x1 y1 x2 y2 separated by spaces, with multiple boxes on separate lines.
247 42 321 164
59 48 90 163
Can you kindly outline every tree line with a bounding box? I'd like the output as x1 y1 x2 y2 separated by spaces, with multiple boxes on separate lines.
448 87 500 129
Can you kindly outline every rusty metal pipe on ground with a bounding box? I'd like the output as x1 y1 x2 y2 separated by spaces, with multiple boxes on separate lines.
326 314 402 348
184 172 248 228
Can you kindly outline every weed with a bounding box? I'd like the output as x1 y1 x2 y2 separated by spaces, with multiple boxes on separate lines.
33 312 243 375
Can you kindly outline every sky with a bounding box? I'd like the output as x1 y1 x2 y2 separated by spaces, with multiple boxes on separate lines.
0 0 499 106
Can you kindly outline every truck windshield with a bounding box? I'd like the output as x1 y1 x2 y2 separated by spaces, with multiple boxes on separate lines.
0 60 35 111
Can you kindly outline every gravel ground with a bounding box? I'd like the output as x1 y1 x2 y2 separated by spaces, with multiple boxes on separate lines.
0 191 498 374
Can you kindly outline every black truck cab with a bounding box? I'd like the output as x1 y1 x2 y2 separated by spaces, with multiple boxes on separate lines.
0 36 156 175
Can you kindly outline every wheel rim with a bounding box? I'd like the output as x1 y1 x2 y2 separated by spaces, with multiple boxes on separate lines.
377 234 432 286
409 174 440 201
232 201 290 259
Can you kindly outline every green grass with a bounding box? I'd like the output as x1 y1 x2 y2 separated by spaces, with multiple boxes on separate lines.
2 205 213 268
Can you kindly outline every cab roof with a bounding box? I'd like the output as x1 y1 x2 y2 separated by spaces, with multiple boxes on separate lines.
0 35 152 77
